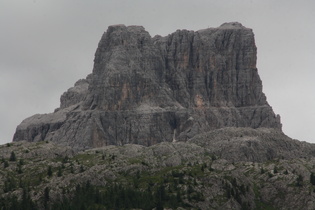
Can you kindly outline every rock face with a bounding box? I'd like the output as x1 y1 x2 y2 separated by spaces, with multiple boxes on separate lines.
13 22 281 150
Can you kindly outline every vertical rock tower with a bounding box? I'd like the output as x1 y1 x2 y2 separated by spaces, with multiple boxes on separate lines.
13 22 281 150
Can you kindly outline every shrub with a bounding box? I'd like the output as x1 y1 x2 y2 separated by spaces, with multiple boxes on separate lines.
47 166 53 177
4 160 9 168
296 175 303 187
9 151 16 161
310 173 315 185
57 167 63 177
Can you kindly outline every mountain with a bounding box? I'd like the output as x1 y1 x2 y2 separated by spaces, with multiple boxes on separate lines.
13 22 281 150
4 22 315 209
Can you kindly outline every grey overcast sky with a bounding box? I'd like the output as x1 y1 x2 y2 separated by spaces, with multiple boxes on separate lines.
0 0 314 145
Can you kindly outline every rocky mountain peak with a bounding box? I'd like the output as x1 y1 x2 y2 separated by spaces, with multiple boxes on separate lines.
219 22 247 29
13 23 281 150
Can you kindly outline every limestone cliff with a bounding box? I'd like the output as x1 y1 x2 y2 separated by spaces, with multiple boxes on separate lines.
13 22 281 150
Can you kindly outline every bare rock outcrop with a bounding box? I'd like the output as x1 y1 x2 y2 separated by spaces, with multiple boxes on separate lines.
2 140 315 209
189 127 315 162
13 23 281 150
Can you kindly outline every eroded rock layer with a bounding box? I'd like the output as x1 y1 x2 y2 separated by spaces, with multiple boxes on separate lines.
13 22 281 149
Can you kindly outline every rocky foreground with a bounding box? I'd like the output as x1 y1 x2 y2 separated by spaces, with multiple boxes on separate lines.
2 128 315 209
